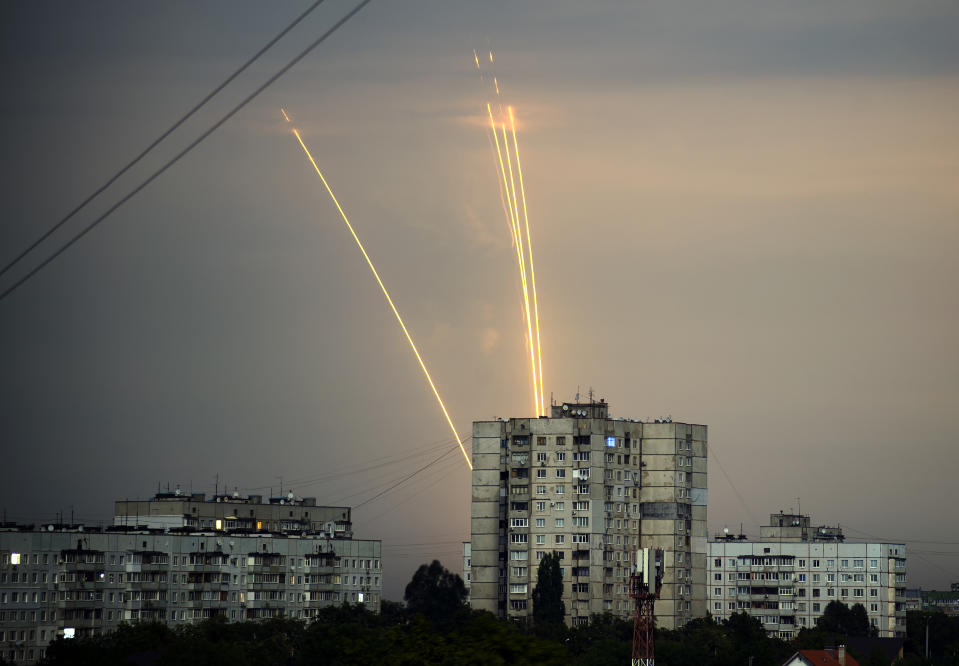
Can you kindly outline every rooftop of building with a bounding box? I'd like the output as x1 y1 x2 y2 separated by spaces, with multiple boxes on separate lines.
712 510 846 543
144 488 331 508
0 521 355 539
477 396 703 425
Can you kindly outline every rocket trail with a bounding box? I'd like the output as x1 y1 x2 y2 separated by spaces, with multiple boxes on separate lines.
283 113 472 471
502 121 539 417
476 51 547 416
509 107 544 415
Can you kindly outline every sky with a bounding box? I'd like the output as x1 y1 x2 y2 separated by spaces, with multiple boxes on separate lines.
1 0 957 600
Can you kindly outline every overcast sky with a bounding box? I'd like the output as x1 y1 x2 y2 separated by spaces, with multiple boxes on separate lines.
1 1 957 599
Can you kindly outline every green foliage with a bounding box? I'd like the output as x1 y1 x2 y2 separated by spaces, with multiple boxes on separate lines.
532 551 565 628
403 559 468 626
904 611 959 665
814 601 874 637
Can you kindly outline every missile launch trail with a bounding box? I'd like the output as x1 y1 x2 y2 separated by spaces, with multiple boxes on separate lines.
282 111 472 471
509 107 544 416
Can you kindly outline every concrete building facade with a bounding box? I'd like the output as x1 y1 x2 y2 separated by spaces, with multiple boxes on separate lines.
470 398 707 628
707 513 907 639
0 492 381 664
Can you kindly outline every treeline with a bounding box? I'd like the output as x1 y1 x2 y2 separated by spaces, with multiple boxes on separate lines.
24 559 959 665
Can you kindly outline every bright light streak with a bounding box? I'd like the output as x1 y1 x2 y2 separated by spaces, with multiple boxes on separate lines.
280 108 290 122
489 50 494 63
502 121 539 416
509 107 545 415
487 104 518 250
494 77 500 96
473 49 480 70
284 117 472 471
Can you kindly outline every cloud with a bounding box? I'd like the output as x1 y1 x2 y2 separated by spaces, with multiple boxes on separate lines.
480 327 501 355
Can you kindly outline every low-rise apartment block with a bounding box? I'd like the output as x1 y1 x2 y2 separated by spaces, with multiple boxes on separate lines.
708 513 907 638
0 491 381 663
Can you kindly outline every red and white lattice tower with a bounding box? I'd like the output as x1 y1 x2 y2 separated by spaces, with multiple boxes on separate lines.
629 548 664 666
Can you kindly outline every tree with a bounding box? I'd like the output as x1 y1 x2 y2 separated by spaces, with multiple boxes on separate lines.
404 559 468 624
531 551 565 626
816 601 874 637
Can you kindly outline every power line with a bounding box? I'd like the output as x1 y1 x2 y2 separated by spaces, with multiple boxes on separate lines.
0 0 373 304
354 443 463 510
0 0 327 281
708 444 759 528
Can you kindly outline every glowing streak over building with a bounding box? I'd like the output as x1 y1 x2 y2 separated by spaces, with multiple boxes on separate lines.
487 104 518 250
473 49 480 70
509 107 544 416
284 117 472 470
494 77 500 96
502 121 539 417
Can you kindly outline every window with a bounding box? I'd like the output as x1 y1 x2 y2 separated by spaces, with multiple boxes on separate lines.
572 516 589 527
798 559 806 568
869 589 877 597
729 559 736 567
511 566 528 577
555 535 565 544
535 535 545 545
870 559 878 568
854 559 864 568
556 469 566 478
572 534 589 543
841 559 849 568
556 452 566 461
555 502 565 511
536 485 546 495
812 559 820 568
606 436 616 447
510 534 528 543
535 518 545 528
714 587 722 596
510 518 528 528
509 584 528 594
537 436 547 446
555 518 565 528
798 574 806 582
812 574 821 583
510 551 528 561
536 469 547 479
714 573 722 581
536 452 547 462
556 436 566 446
714 558 722 567
535 501 546 511
854 589 864 597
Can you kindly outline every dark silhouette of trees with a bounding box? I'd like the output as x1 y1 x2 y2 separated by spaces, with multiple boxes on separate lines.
532 551 565 627
403 559 468 624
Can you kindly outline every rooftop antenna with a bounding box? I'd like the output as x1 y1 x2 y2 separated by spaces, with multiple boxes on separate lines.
588 386 594 403
575 386 580 402
215 473 219 496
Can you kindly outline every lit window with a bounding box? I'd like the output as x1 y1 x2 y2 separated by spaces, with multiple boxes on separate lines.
10 553 20 565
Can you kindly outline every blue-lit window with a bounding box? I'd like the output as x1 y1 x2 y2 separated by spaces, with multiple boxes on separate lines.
606 436 616 448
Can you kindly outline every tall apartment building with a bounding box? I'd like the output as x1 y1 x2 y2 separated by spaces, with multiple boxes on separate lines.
0 491 381 664
470 398 707 628
707 512 907 639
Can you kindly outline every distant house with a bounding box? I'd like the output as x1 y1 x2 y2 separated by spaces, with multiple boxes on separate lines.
782 647 860 666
